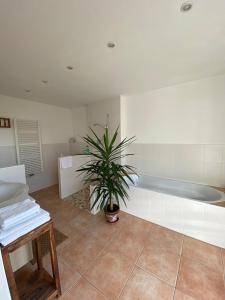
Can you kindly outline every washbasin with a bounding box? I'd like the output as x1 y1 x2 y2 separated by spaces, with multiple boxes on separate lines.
0 181 29 208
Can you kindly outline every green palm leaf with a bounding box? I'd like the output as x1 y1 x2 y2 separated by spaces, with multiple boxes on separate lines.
77 126 137 212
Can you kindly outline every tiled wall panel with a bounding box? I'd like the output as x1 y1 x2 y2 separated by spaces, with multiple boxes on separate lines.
126 144 225 187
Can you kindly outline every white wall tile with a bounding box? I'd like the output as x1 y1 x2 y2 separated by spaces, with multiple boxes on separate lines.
203 145 223 163
129 143 225 187
221 146 225 163
203 162 223 187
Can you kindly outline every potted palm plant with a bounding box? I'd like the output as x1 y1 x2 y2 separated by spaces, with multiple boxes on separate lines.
77 126 136 223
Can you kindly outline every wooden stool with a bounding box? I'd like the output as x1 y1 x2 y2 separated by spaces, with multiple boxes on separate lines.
1 220 61 300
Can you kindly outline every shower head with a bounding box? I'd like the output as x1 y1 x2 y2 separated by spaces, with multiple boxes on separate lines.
69 137 76 143
93 114 110 129
93 123 106 129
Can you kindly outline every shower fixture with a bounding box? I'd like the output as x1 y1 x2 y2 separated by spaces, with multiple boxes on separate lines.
93 114 109 129
69 137 76 143
93 123 105 129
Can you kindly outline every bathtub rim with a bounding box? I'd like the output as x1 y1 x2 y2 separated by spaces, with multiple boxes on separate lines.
129 174 225 204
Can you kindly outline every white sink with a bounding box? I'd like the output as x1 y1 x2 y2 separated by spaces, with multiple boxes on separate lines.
0 181 29 208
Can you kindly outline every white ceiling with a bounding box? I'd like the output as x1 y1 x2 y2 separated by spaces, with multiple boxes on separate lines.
0 0 225 107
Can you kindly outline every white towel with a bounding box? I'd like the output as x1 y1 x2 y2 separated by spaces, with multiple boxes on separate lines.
1 210 41 230
60 156 73 169
0 199 40 229
0 209 50 246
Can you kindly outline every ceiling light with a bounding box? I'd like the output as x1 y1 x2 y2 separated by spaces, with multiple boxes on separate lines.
107 42 116 48
41 80 48 84
180 1 193 12
66 66 74 70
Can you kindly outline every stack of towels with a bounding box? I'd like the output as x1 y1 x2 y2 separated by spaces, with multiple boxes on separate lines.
0 199 50 246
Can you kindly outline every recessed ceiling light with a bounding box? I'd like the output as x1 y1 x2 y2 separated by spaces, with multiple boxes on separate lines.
66 66 74 70
107 42 116 48
41 80 48 84
25 89 31 93
180 1 193 12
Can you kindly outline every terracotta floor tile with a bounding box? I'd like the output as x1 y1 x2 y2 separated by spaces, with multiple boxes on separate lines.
105 228 145 261
123 215 153 235
61 231 105 274
39 200 66 215
69 210 97 231
61 278 106 300
30 186 225 300
119 266 174 300
69 211 120 248
84 250 134 299
53 218 75 238
182 236 223 272
222 249 225 267
174 290 197 300
84 217 119 242
53 205 81 221
30 187 57 201
137 244 180 286
177 257 225 300
118 210 135 221
145 224 183 255
116 211 149 232
43 254 81 293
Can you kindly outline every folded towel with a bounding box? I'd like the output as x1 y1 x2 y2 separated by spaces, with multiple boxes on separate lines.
0 208 49 239
0 209 50 246
0 198 35 213
60 156 73 169
1 210 41 230
0 199 40 229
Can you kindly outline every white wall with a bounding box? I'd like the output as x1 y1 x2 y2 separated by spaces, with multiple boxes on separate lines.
70 106 88 154
0 251 11 300
122 75 225 187
87 98 121 140
72 107 88 140
0 95 121 191
123 75 225 144
0 95 73 191
1 74 225 190
70 98 121 157
0 95 73 146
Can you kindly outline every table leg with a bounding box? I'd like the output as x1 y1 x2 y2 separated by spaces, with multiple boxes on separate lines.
33 238 43 270
2 248 20 300
48 222 61 296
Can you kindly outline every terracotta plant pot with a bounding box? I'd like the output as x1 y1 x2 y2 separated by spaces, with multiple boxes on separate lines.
105 204 120 223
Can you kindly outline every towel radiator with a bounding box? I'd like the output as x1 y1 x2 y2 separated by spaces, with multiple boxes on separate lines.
14 119 43 177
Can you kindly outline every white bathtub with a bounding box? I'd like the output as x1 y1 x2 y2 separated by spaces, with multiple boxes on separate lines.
130 175 225 203
119 175 225 248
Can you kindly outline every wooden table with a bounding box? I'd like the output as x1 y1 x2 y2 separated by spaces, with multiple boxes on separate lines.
1 220 61 300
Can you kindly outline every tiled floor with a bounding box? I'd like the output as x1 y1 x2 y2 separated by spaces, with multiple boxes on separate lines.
31 185 225 300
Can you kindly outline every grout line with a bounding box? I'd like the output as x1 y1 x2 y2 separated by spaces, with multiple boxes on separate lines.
80 275 109 299
39 186 225 298
82 244 144 300
116 245 145 300
135 263 176 289
173 237 184 299
221 248 225 289
80 221 151 299
175 238 184 287
61 272 107 299
59 274 82 298
130 236 184 295
181 251 225 275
